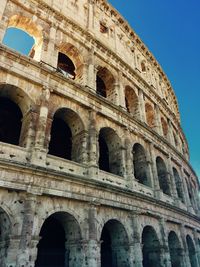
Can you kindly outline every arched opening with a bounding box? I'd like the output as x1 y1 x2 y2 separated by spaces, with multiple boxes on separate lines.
0 207 11 266
161 117 168 137
35 212 82 267
0 97 22 146
168 231 182 267
141 61 146 72
96 67 115 102
145 103 155 128
100 219 130 267
3 15 43 61
156 157 171 196
132 143 151 187
124 86 139 116
58 43 83 80
142 226 161 267
186 235 198 267
57 52 76 79
98 128 123 176
173 168 184 202
48 108 84 163
3 27 35 56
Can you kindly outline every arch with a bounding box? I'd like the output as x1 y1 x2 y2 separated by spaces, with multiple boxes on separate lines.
186 235 198 267
168 231 183 267
132 143 151 187
98 127 123 176
156 157 171 196
48 108 85 163
161 117 168 137
173 168 184 202
145 103 155 128
35 211 82 267
5 15 43 60
59 43 83 80
125 86 139 116
100 219 130 267
142 225 161 267
96 67 116 102
0 207 12 266
0 84 33 147
141 61 146 72
57 52 76 79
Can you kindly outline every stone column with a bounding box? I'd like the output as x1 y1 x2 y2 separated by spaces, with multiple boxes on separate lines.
31 87 50 166
84 48 96 90
16 194 38 267
84 204 101 267
3 235 20 267
145 143 156 189
72 130 89 164
159 218 171 267
88 110 99 177
138 88 146 123
117 71 126 109
0 0 7 42
129 211 143 267
124 139 134 189
167 120 174 145
87 0 95 30
180 167 192 209
154 104 162 135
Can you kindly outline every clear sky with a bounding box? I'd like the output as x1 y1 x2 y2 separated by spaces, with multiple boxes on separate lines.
108 0 200 178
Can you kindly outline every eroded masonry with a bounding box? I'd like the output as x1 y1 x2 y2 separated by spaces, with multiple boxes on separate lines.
0 0 200 266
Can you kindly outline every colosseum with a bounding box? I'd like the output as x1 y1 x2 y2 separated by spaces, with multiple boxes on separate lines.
0 0 199 266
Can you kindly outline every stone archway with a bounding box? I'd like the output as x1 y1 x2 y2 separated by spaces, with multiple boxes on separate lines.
168 231 183 267
186 235 198 267
132 143 151 187
48 108 85 163
98 127 123 176
142 226 161 267
156 156 171 196
145 103 155 128
173 168 184 202
100 219 130 267
35 211 82 267
124 86 139 117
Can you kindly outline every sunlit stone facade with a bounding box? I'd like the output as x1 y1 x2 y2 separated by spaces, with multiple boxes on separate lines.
0 0 199 266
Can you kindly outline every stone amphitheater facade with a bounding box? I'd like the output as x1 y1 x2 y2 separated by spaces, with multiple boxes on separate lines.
0 0 200 266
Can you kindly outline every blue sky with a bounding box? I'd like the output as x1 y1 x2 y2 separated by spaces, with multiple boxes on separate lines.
108 0 200 178
2 2 200 178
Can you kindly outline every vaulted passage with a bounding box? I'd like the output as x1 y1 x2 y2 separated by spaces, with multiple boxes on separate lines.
173 168 184 202
49 117 72 160
100 220 130 267
48 108 84 163
168 231 182 267
156 157 171 195
142 226 161 267
186 235 198 267
0 97 22 146
35 212 82 267
132 143 151 187
98 128 123 176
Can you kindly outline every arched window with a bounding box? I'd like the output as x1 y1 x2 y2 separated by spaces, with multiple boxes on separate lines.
96 67 115 102
35 212 82 267
145 103 155 128
98 127 123 176
141 61 146 72
156 157 171 196
173 168 184 202
3 27 35 56
124 86 139 116
0 97 22 146
100 220 130 267
161 117 168 137
3 15 43 61
168 231 183 267
142 226 161 267
186 235 198 267
57 52 76 79
132 143 151 187
48 108 84 163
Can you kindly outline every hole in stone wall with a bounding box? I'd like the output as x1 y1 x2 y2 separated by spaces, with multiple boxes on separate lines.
48 117 72 160
3 27 35 56
57 52 76 79
0 97 22 146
